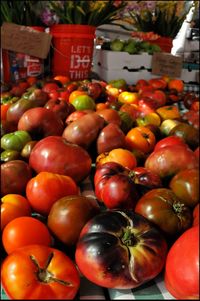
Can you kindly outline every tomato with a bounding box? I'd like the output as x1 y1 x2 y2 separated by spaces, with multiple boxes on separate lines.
94 161 139 209
1 160 33 196
164 226 199 299
168 79 184 93
1 149 21 162
125 126 156 154
135 188 192 238
193 203 199 226
156 105 181 120
68 90 87 103
96 108 121 126
154 135 187 151
47 195 100 246
118 91 139 104
1 130 32 151
54 75 70 85
1 244 80 299
1 103 11 120
1 194 32 230
145 144 198 180
169 168 199 208
29 136 92 183
42 82 60 94
2 216 52 254
96 148 137 170
70 94 96 111
75 210 167 289
26 172 79 216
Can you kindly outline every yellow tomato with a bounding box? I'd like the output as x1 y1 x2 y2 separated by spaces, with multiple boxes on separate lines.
118 91 139 105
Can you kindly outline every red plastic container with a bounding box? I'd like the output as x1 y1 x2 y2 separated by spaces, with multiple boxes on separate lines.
50 24 96 80
146 37 173 53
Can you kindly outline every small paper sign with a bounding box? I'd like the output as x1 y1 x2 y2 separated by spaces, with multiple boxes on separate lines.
1 22 52 59
152 52 183 77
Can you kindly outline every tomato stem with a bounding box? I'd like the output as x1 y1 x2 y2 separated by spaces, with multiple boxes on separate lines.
173 202 185 213
121 227 138 246
30 253 72 286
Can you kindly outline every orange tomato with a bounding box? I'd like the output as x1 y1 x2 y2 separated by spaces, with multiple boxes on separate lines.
1 194 32 230
2 216 52 254
168 79 184 93
96 102 109 111
69 90 87 104
26 171 79 215
156 105 181 120
96 148 137 170
125 126 156 154
54 75 70 85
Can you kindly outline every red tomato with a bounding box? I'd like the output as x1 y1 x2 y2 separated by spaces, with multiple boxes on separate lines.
1 194 32 230
42 82 60 94
2 216 52 254
154 135 187 151
164 226 199 299
26 172 79 216
1 244 80 299
193 203 199 226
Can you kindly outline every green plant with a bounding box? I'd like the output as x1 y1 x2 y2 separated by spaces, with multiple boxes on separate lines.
119 1 199 39
41 0 127 27
0 0 45 26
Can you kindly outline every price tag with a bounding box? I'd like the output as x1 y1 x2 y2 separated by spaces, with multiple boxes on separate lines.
1 22 52 59
152 52 183 77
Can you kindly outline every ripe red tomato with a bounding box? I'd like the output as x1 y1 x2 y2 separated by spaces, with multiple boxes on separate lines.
29 136 92 183
1 194 32 230
1 244 80 299
154 136 187 151
164 226 199 299
2 216 52 254
26 172 79 215
193 203 199 226
75 210 167 289
42 82 60 94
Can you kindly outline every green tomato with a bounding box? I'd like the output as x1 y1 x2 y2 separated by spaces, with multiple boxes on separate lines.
1 150 21 162
108 79 127 89
1 130 32 151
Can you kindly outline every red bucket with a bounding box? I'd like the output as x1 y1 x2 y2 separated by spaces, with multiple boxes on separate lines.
2 26 45 83
50 24 96 80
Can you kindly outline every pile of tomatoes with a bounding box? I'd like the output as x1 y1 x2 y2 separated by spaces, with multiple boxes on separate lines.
1 74 199 300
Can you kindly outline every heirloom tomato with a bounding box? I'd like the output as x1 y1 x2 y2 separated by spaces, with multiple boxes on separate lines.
75 210 167 289
169 168 199 208
29 136 92 183
48 195 100 246
1 160 32 196
96 148 137 170
135 188 192 238
125 126 156 154
1 130 32 151
164 226 199 300
193 203 199 226
154 136 187 151
1 244 80 299
26 172 79 215
2 216 52 254
94 161 138 209
1 194 32 230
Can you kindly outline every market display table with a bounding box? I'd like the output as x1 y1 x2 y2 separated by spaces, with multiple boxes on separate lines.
1 176 175 300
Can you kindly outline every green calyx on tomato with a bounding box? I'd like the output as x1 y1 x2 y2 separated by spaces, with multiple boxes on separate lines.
1 130 32 151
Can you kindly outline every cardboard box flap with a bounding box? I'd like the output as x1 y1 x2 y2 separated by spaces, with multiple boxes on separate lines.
1 22 52 59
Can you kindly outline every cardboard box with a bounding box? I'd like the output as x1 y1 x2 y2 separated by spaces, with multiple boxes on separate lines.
93 49 153 70
92 64 158 84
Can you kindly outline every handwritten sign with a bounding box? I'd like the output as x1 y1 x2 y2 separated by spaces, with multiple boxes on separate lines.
152 52 183 77
1 22 52 59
